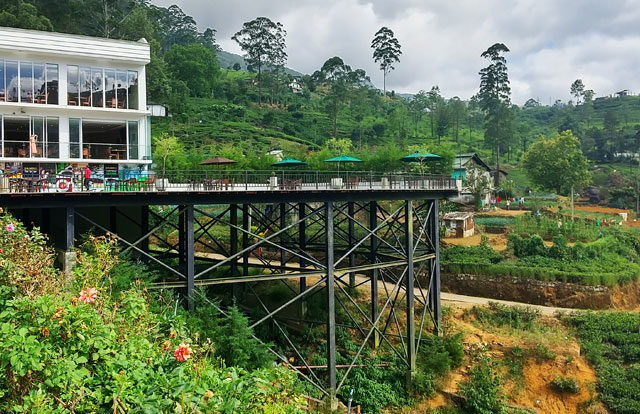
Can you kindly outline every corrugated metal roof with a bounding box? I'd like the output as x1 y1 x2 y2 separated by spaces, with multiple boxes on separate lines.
0 27 150 64
443 212 474 220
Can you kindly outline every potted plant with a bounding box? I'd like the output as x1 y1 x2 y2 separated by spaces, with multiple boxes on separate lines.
153 134 183 190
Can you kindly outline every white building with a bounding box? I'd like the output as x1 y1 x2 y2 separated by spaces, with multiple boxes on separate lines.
0 27 151 168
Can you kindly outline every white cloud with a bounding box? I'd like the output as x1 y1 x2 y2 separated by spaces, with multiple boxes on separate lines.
151 0 640 104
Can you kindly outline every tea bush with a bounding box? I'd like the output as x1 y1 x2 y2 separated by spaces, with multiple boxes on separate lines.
458 358 507 414
550 376 580 393
567 311 640 414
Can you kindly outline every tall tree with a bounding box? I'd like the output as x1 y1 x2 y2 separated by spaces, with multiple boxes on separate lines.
478 43 513 187
449 97 466 143
570 79 585 105
232 17 287 106
371 27 402 96
426 86 443 139
407 91 428 137
522 130 591 194
164 43 219 97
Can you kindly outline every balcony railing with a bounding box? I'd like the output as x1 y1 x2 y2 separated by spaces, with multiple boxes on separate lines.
0 169 459 194
1 141 149 161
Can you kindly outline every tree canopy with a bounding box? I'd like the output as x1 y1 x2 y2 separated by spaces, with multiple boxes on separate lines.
522 130 592 194
371 26 402 95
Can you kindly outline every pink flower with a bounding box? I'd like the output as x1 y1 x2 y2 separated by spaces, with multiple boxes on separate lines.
79 288 98 304
6 224 14 232
0 248 3 253
174 343 192 362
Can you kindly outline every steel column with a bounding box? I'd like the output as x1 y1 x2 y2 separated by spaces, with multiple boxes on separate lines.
141 205 149 262
405 200 416 386
428 200 442 334
186 204 195 310
326 202 337 405
242 204 250 276
178 205 186 270
230 204 240 300
348 201 356 288
65 206 74 251
109 206 117 234
299 202 307 318
369 201 379 348
280 203 286 274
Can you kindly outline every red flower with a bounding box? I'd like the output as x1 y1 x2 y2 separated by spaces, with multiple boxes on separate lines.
174 343 192 362
79 288 98 304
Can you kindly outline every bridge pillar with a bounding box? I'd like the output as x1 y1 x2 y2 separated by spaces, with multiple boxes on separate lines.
325 201 337 408
369 201 379 348
59 206 75 275
230 204 240 301
298 202 307 319
428 200 442 334
186 204 195 310
405 200 416 388
348 201 356 288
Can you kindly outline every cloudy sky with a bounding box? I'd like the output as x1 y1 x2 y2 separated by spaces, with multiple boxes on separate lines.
152 0 640 105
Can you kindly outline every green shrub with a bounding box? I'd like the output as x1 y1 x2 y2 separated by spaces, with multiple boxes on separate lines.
458 358 507 414
530 343 557 362
550 376 580 393
469 302 541 331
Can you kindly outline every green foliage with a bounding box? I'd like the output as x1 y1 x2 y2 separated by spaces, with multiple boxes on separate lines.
530 343 557 363
550 376 580 393
459 358 508 414
441 242 503 265
0 212 305 413
522 130 592 194
165 43 220 97
567 311 640 414
0 0 53 31
214 305 273 370
469 302 541 331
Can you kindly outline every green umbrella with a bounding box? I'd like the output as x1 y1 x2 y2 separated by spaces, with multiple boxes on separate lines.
324 154 362 173
272 157 307 167
401 151 441 175
400 151 441 162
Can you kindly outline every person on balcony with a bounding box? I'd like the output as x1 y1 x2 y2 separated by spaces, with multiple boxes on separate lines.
84 165 92 191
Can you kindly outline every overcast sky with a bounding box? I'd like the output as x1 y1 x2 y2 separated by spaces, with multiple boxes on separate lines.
152 0 640 105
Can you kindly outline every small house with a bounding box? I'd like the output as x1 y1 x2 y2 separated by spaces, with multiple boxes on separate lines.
443 212 474 238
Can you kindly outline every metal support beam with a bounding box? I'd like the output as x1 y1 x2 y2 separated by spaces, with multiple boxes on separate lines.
370 201 379 348
428 200 441 334
405 200 416 387
186 204 195 310
280 203 286 275
141 205 149 263
230 204 240 300
348 201 356 288
326 202 337 406
242 204 250 277
65 206 74 252
299 202 307 318
178 205 186 271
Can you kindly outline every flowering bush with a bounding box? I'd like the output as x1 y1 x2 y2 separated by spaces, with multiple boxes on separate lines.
0 213 306 413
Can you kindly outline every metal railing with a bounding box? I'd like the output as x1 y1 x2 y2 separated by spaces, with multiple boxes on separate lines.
0 169 458 194
1 141 150 161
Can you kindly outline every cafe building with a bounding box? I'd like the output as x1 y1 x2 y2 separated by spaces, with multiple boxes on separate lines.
0 27 151 189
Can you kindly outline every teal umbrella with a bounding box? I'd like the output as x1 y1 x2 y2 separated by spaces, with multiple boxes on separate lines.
272 157 307 167
400 151 441 162
401 151 441 175
324 154 362 173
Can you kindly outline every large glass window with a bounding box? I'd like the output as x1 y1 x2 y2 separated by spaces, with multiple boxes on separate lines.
67 65 79 106
3 117 29 157
128 121 138 159
20 62 33 103
5 61 18 103
105 69 116 108
46 64 58 105
33 63 45 104
0 61 4 102
69 118 81 158
127 71 138 110
46 117 59 158
91 67 103 108
31 116 44 158
82 120 126 160
116 70 127 109
79 66 91 107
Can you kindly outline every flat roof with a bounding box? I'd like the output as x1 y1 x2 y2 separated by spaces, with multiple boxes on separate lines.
0 26 150 65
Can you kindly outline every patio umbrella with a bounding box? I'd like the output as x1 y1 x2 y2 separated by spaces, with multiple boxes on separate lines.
272 157 307 167
324 154 362 172
199 155 237 166
400 151 441 174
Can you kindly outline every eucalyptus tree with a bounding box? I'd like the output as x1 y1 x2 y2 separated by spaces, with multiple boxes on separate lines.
570 79 585 105
478 42 513 186
449 97 466 143
408 90 428 137
371 26 402 95
425 86 443 139
232 17 287 105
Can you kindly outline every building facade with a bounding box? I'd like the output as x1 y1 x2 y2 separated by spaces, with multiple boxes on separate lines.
0 27 151 168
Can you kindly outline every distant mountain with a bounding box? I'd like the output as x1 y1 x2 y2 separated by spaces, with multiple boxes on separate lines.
217 49 304 77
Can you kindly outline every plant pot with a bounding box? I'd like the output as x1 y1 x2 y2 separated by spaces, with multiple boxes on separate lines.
381 177 390 189
331 177 343 189
156 178 168 191
269 176 278 190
